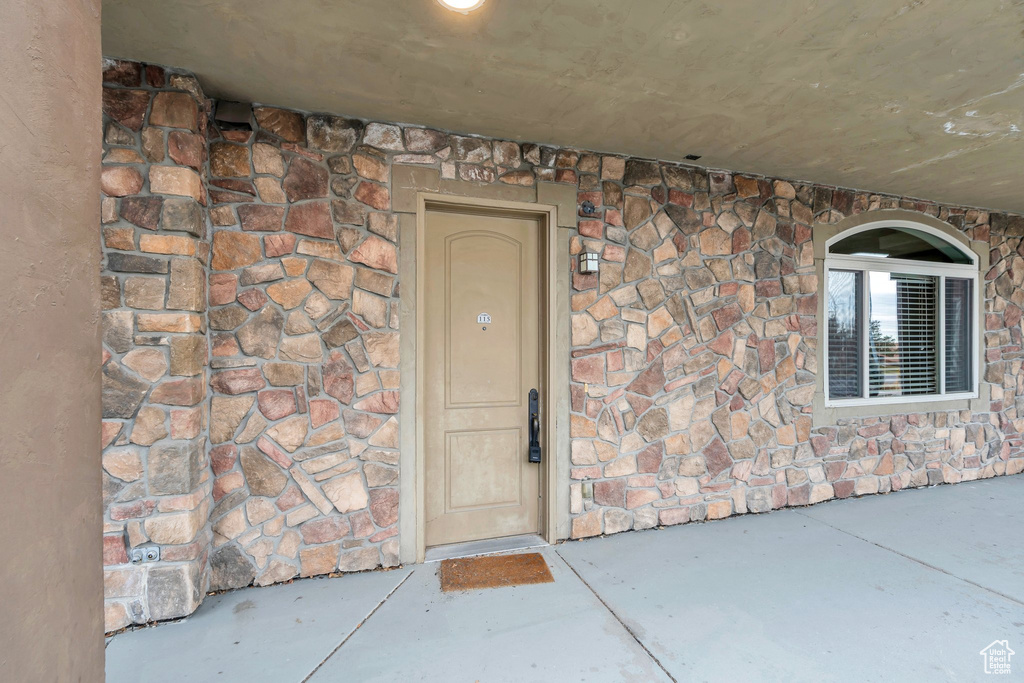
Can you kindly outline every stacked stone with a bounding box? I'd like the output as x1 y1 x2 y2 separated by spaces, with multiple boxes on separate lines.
98 58 1024 630
566 173 1023 537
99 59 210 629
204 110 405 589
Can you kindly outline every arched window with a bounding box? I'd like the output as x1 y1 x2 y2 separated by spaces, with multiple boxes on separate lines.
824 221 978 405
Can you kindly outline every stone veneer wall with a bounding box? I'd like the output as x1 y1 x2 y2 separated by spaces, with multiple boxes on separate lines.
99 60 211 629
99 58 1024 630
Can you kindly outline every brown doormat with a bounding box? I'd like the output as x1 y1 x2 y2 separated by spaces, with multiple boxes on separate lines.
439 552 554 592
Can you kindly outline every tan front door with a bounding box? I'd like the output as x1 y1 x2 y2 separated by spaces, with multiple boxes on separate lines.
423 207 542 547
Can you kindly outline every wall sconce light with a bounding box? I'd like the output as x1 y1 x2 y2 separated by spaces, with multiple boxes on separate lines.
578 251 599 274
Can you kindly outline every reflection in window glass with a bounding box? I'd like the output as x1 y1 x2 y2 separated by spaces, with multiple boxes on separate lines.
831 227 973 264
945 278 972 393
827 270 862 399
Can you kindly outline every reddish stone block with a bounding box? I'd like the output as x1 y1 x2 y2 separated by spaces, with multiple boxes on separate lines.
301 517 351 544
369 488 399 527
703 438 732 478
239 204 285 232
626 488 659 509
626 358 664 397
659 507 690 526
889 415 908 437
637 442 663 473
285 202 334 239
354 181 391 210
210 444 238 476
103 59 142 86
170 407 202 439
213 472 243 501
257 435 293 469
708 330 734 356
353 391 400 414
258 390 297 421
120 196 163 230
102 535 128 566
208 274 237 307
668 190 694 207
568 388 586 416
788 483 810 506
578 220 603 238
101 166 144 197
711 303 742 331
758 339 776 373
571 355 605 384
150 92 198 131
833 480 855 499
145 64 165 87
109 500 156 521
168 131 204 170
211 368 266 395
824 461 845 481
874 452 894 476
237 288 268 311
102 88 150 131
309 399 340 429
571 466 601 480
150 377 205 406
810 435 830 458
276 485 305 511
265 233 296 257
858 422 889 438
590 478 624 511
755 280 782 297
732 227 751 253
323 352 354 404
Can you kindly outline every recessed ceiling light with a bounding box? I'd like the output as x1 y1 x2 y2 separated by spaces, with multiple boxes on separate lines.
437 0 485 14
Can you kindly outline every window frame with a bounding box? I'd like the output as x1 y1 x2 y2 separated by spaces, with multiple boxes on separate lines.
823 220 979 408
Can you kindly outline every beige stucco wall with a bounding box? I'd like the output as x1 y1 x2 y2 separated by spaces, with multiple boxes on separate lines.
0 0 105 680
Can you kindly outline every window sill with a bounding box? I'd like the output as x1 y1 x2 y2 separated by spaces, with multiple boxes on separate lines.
812 386 988 427
824 392 977 409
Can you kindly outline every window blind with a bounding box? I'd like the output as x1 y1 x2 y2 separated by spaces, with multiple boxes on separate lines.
869 273 937 397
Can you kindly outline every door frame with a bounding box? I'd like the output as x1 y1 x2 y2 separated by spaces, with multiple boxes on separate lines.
411 193 559 562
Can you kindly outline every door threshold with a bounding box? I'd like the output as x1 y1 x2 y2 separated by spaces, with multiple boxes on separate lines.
424 534 548 563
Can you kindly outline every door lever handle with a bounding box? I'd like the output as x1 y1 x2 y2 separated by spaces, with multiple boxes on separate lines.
528 388 541 463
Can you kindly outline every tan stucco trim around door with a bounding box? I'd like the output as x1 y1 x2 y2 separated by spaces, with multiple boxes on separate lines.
395 168 573 564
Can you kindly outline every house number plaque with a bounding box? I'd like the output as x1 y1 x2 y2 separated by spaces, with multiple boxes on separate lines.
477 312 491 324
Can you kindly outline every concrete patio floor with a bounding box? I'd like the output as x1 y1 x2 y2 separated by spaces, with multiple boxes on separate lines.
106 475 1024 682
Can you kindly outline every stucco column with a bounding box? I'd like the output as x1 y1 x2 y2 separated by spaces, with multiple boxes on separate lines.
0 0 105 680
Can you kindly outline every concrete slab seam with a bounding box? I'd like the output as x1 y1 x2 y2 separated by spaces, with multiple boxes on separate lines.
794 511 1024 608
300 569 417 683
553 548 678 683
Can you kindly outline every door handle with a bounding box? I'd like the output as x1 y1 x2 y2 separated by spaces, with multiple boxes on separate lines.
528 388 542 463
